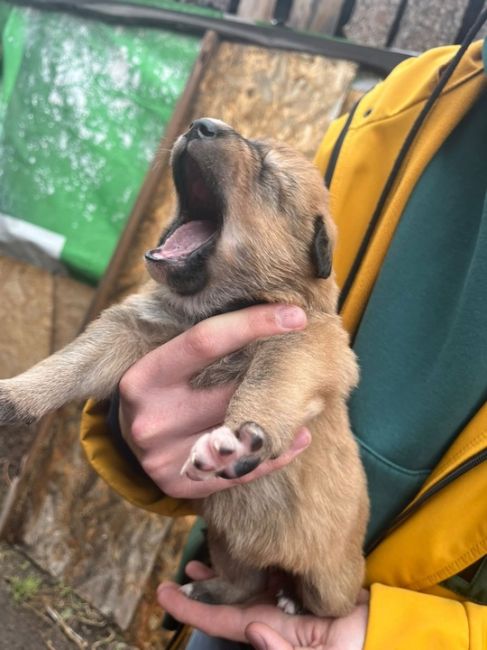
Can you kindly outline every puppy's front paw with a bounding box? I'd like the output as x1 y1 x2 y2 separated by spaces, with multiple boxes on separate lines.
181 422 265 481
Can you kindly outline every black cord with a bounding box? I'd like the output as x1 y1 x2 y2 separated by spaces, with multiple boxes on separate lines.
385 0 408 48
324 99 360 189
338 7 487 316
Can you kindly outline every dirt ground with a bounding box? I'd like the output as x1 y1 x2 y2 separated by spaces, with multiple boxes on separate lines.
0 515 193 649
0 541 135 650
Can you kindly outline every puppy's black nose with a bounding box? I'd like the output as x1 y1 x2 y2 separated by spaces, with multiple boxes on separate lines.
188 118 219 140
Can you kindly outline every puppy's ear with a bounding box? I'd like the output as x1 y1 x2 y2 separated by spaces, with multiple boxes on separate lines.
311 215 333 279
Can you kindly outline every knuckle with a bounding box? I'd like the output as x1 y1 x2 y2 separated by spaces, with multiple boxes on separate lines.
118 370 139 403
129 418 152 450
184 324 217 359
140 454 161 477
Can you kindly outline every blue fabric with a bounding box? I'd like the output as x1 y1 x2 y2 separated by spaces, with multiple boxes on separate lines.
186 631 247 650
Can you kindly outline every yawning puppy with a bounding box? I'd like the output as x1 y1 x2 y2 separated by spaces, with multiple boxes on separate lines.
0 118 368 616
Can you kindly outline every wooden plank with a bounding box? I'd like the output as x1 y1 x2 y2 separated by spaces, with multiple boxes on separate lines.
289 0 344 34
190 41 356 160
0 258 94 535
237 0 277 22
287 0 315 30
308 0 344 34
0 257 53 378
19 406 172 630
0 258 54 509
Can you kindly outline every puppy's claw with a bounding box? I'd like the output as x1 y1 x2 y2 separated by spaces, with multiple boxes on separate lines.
180 583 194 597
180 581 218 603
277 590 299 615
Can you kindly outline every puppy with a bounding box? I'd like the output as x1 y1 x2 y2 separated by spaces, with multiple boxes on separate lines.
0 118 368 616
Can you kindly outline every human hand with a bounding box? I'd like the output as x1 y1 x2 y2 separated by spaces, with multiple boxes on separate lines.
118 305 311 499
157 562 369 650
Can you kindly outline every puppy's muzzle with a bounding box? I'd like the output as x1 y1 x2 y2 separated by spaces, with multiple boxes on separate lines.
144 118 231 293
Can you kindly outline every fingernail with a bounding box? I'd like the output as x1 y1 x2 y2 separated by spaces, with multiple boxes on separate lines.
276 306 307 330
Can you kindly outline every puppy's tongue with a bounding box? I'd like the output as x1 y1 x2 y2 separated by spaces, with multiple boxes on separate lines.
148 221 215 261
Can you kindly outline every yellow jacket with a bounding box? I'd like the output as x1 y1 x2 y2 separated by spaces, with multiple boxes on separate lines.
81 41 487 648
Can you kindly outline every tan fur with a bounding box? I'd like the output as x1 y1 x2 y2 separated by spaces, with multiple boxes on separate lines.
0 119 368 617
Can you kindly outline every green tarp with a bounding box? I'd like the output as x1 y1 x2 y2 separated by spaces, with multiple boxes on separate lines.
0 3 203 283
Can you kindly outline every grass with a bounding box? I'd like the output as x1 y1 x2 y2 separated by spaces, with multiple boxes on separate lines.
9 574 42 604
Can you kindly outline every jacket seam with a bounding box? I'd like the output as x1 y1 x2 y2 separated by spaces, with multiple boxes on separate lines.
432 429 487 475
357 437 432 476
408 538 487 591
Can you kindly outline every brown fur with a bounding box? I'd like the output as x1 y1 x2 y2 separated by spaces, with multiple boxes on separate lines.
0 119 368 617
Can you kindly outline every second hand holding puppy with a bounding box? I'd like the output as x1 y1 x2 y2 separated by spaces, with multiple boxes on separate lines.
118 304 312 500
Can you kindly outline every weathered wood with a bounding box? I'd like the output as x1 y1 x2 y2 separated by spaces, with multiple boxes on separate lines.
0 258 94 508
309 0 344 34
237 0 277 21
288 0 344 34
0 258 53 378
19 402 171 630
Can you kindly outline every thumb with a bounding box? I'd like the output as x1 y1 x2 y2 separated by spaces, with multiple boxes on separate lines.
245 623 294 650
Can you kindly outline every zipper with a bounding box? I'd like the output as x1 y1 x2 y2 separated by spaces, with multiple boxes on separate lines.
366 447 487 555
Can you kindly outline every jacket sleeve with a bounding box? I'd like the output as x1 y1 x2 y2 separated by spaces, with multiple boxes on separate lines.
80 398 194 517
365 583 487 649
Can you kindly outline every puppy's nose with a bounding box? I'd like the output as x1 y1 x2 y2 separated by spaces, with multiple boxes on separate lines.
188 118 219 140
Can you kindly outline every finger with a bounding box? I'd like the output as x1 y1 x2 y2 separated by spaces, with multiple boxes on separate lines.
230 427 312 486
133 305 307 387
131 382 236 443
185 561 216 581
246 623 294 650
356 588 370 605
157 582 247 641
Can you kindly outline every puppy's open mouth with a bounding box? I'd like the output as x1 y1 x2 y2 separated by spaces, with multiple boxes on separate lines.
145 153 223 265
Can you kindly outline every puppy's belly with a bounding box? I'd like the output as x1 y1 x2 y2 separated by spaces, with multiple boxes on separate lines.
202 460 324 569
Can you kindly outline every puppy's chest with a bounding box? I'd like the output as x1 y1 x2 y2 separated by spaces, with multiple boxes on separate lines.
191 345 256 389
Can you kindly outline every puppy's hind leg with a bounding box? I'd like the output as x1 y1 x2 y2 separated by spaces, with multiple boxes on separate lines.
182 530 266 606
296 554 365 618
181 570 266 605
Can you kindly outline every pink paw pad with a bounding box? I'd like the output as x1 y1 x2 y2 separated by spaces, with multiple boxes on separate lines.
182 422 265 481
